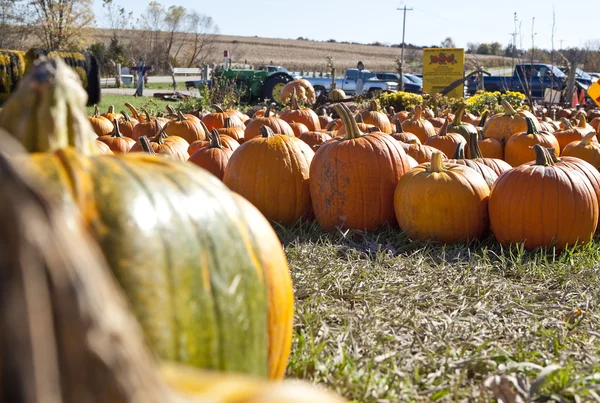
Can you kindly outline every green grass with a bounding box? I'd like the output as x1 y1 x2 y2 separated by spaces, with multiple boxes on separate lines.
279 222 600 402
86 94 177 117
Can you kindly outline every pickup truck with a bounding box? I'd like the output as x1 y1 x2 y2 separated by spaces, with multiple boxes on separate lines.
374 72 422 94
467 64 567 98
304 68 398 96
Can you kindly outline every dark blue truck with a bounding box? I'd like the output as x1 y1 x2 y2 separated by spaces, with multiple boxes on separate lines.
467 64 567 98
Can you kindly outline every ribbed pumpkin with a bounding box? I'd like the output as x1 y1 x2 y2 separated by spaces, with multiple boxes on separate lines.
489 145 598 250
427 107 447 129
244 103 294 141
337 115 376 136
394 152 490 244
475 113 504 160
298 130 333 150
130 130 190 161
467 132 512 176
131 111 161 141
447 142 498 189
88 105 114 137
561 131 600 168
310 103 411 231
358 100 393 134
504 117 560 167
164 111 207 144
553 114 597 151
483 100 540 143
223 125 314 224
447 104 478 146
401 141 445 164
0 57 294 381
391 110 411 124
406 154 419 168
118 110 138 138
202 104 245 131
425 119 466 158
217 117 245 143
317 107 332 129
288 121 309 137
188 133 240 155
590 116 600 132
96 119 136 153
95 139 114 154
280 79 316 105
279 88 321 131
188 129 233 180
101 104 120 122
401 105 436 143
391 121 421 144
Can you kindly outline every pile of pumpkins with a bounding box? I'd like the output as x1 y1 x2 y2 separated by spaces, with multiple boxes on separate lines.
0 58 347 402
86 83 600 252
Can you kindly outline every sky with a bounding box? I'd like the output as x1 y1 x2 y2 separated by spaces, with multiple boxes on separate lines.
93 0 599 51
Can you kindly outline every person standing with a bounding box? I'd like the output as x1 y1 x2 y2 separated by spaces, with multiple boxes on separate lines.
134 58 145 97
356 60 365 96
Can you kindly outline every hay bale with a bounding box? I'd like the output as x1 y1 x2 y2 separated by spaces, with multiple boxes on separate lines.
0 50 25 104
25 48 101 105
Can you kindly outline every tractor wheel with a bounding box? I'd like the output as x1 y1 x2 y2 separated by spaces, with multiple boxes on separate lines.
262 75 292 104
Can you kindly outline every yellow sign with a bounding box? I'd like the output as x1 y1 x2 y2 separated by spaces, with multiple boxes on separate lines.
588 80 600 106
422 48 465 99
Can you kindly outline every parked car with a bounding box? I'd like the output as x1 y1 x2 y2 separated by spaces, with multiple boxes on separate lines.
590 73 600 83
303 68 398 96
374 72 422 94
467 63 567 98
558 67 593 89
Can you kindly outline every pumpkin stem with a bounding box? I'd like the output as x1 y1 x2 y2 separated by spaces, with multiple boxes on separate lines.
120 111 132 122
259 125 276 138
224 117 232 129
501 99 517 116
112 119 124 138
212 104 225 113
439 118 449 136
452 141 466 159
166 104 175 115
199 120 210 137
124 102 140 119
107 105 115 114
428 152 446 173
525 116 539 135
577 113 587 128
453 104 466 125
177 110 187 121
369 100 378 112
332 103 364 140
478 110 489 128
469 131 484 159
139 136 156 155
560 117 573 129
532 144 555 166
545 147 560 163
290 88 299 110
209 128 223 148
394 120 404 133
414 104 422 120
141 108 151 123
355 113 364 123
580 130 597 146
93 104 100 117
264 103 274 118
367 126 381 133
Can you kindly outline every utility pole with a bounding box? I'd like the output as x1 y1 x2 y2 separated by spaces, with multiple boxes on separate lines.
397 4 413 91
510 12 518 71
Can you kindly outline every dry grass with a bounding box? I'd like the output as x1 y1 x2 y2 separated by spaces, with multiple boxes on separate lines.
89 28 512 75
279 222 600 402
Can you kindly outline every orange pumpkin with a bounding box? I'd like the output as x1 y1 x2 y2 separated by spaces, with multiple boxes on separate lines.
188 129 234 180
394 152 490 244
244 103 294 141
590 116 600 132
288 121 309 137
553 114 597 151
101 104 120 122
358 100 393 134
223 125 314 224
188 133 240 155
424 119 466 158
467 132 512 176
131 111 161 141
164 111 207 144
561 131 600 169
298 130 333 150
96 119 136 153
483 100 540 143
447 104 478 147
202 104 245 131
316 107 332 129
279 79 316 104
130 130 190 160
390 121 421 144
217 117 245 143
489 145 598 250
88 105 113 137
401 142 445 164
118 111 138 138
504 117 560 167
95 139 114 154
447 142 498 189
310 103 411 232
401 105 436 143
279 89 321 131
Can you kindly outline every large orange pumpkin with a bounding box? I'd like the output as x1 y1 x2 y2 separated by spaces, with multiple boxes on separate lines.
401 105 436 143
358 100 393 134
96 119 136 153
202 104 245 131
188 129 234 180
447 142 498 189
467 132 512 176
391 121 421 144
164 111 207 144
553 114 597 151
118 111 138 138
279 89 321 131
310 103 411 231
489 145 598 250
130 130 190 160
279 79 316 105
223 125 314 224
401 142 445 164
504 117 560 167
483 100 540 142
298 130 333 150
394 152 490 244
217 117 245 143
88 105 113 137
424 119 466 158
244 103 294 141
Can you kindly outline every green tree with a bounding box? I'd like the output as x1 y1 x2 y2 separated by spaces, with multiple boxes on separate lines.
476 43 490 55
490 42 502 55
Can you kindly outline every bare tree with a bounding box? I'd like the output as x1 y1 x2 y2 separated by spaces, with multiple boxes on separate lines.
102 0 133 39
29 0 95 49
441 37 455 48
137 1 166 69
164 5 188 65
185 11 219 67
0 0 29 49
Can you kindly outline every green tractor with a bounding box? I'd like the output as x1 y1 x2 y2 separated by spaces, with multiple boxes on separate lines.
186 66 294 104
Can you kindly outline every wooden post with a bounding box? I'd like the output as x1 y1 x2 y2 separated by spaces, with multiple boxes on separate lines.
115 63 121 88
